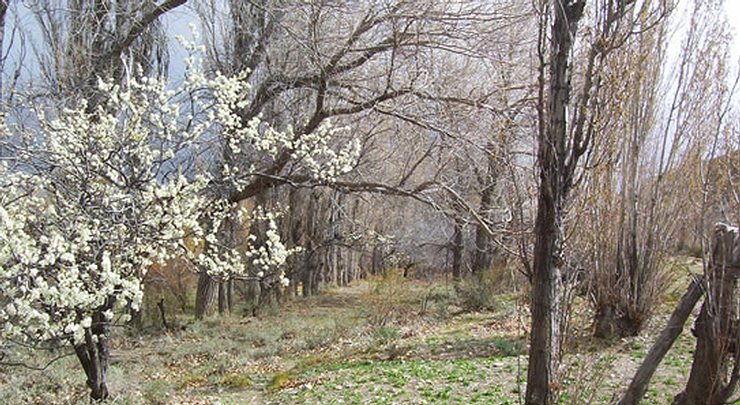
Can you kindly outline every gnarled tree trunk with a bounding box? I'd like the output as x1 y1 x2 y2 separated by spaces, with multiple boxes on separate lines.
674 223 740 405
618 277 704 405
74 306 113 400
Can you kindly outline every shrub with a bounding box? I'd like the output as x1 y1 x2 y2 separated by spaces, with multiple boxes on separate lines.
303 324 338 350
419 285 455 317
364 268 413 327
455 266 507 312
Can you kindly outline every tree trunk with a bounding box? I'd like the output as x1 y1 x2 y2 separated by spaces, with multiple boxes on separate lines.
472 142 498 275
157 298 169 330
594 305 642 340
0 0 10 99
195 272 217 319
526 187 566 405
302 259 314 297
245 278 260 316
227 279 233 313
128 303 143 330
217 280 226 315
451 218 464 281
75 308 112 401
311 264 321 295
525 2 585 404
619 277 703 405
472 220 494 275
674 224 740 405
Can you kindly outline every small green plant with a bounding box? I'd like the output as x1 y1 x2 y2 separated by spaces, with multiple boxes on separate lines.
297 353 334 370
492 337 524 357
372 326 401 346
267 371 294 392
419 284 456 320
219 373 254 388
303 324 338 350
557 354 615 404
179 372 209 389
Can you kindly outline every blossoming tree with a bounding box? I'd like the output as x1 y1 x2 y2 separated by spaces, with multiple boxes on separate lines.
0 48 359 398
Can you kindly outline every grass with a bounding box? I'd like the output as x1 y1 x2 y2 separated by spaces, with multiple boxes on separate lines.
270 356 523 404
0 269 704 404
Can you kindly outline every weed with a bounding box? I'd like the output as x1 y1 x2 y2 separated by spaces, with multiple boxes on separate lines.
267 371 294 392
141 380 175 405
219 373 254 388
372 326 400 346
558 354 615 404
364 268 413 327
303 324 338 350
420 284 454 317
492 337 524 357
179 372 209 389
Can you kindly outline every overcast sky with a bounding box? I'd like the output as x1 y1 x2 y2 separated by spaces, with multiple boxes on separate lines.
725 1 740 58
2 1 740 95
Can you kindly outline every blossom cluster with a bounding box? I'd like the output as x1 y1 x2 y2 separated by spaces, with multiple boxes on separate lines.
176 30 361 187
243 207 302 287
0 41 359 348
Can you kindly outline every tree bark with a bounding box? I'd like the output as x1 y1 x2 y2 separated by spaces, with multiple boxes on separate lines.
451 218 464 281
472 142 498 275
525 1 585 404
526 187 566 405
594 305 642 340
674 224 740 405
217 280 226 315
618 277 703 405
0 0 10 99
128 303 143 330
195 272 217 320
227 279 234 313
157 298 169 330
74 308 112 401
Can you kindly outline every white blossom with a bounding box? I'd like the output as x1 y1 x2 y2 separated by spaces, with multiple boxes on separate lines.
0 39 353 351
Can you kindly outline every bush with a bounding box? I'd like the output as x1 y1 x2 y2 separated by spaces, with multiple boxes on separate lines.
303 324 338 350
364 268 413 327
267 371 294 392
419 285 455 317
455 266 508 312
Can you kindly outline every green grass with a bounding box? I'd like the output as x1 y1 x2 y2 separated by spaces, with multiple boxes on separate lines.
270 357 520 404
0 274 705 404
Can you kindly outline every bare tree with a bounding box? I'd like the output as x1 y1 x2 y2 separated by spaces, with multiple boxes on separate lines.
525 0 669 403
0 0 11 99
26 0 184 102
189 0 533 316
